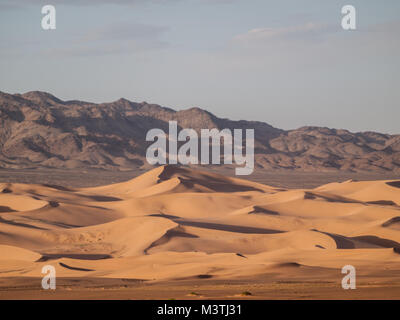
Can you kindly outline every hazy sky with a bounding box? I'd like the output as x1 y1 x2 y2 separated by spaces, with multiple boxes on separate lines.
0 0 399 133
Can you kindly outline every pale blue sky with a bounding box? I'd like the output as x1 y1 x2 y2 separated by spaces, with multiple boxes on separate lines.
0 0 399 133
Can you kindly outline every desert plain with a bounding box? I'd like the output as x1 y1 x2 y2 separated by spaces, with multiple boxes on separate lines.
0 165 400 299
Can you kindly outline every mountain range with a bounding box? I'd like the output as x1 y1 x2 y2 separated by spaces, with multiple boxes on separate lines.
1 90 399 173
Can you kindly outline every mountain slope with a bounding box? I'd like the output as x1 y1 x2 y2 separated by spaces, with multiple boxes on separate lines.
0 90 399 172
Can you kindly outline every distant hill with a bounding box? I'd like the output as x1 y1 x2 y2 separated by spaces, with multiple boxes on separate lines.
0 90 399 173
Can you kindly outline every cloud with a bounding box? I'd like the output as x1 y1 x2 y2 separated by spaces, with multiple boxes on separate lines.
0 0 234 11
79 23 167 43
0 0 179 8
0 3 23 10
234 22 339 45
0 21 169 58
47 22 169 57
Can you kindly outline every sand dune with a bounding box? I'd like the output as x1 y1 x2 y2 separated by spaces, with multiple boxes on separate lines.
0 165 400 291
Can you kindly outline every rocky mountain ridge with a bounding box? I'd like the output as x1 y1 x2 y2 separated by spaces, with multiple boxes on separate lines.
0 90 399 173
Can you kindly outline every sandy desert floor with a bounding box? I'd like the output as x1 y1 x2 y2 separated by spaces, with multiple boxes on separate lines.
0 165 400 299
